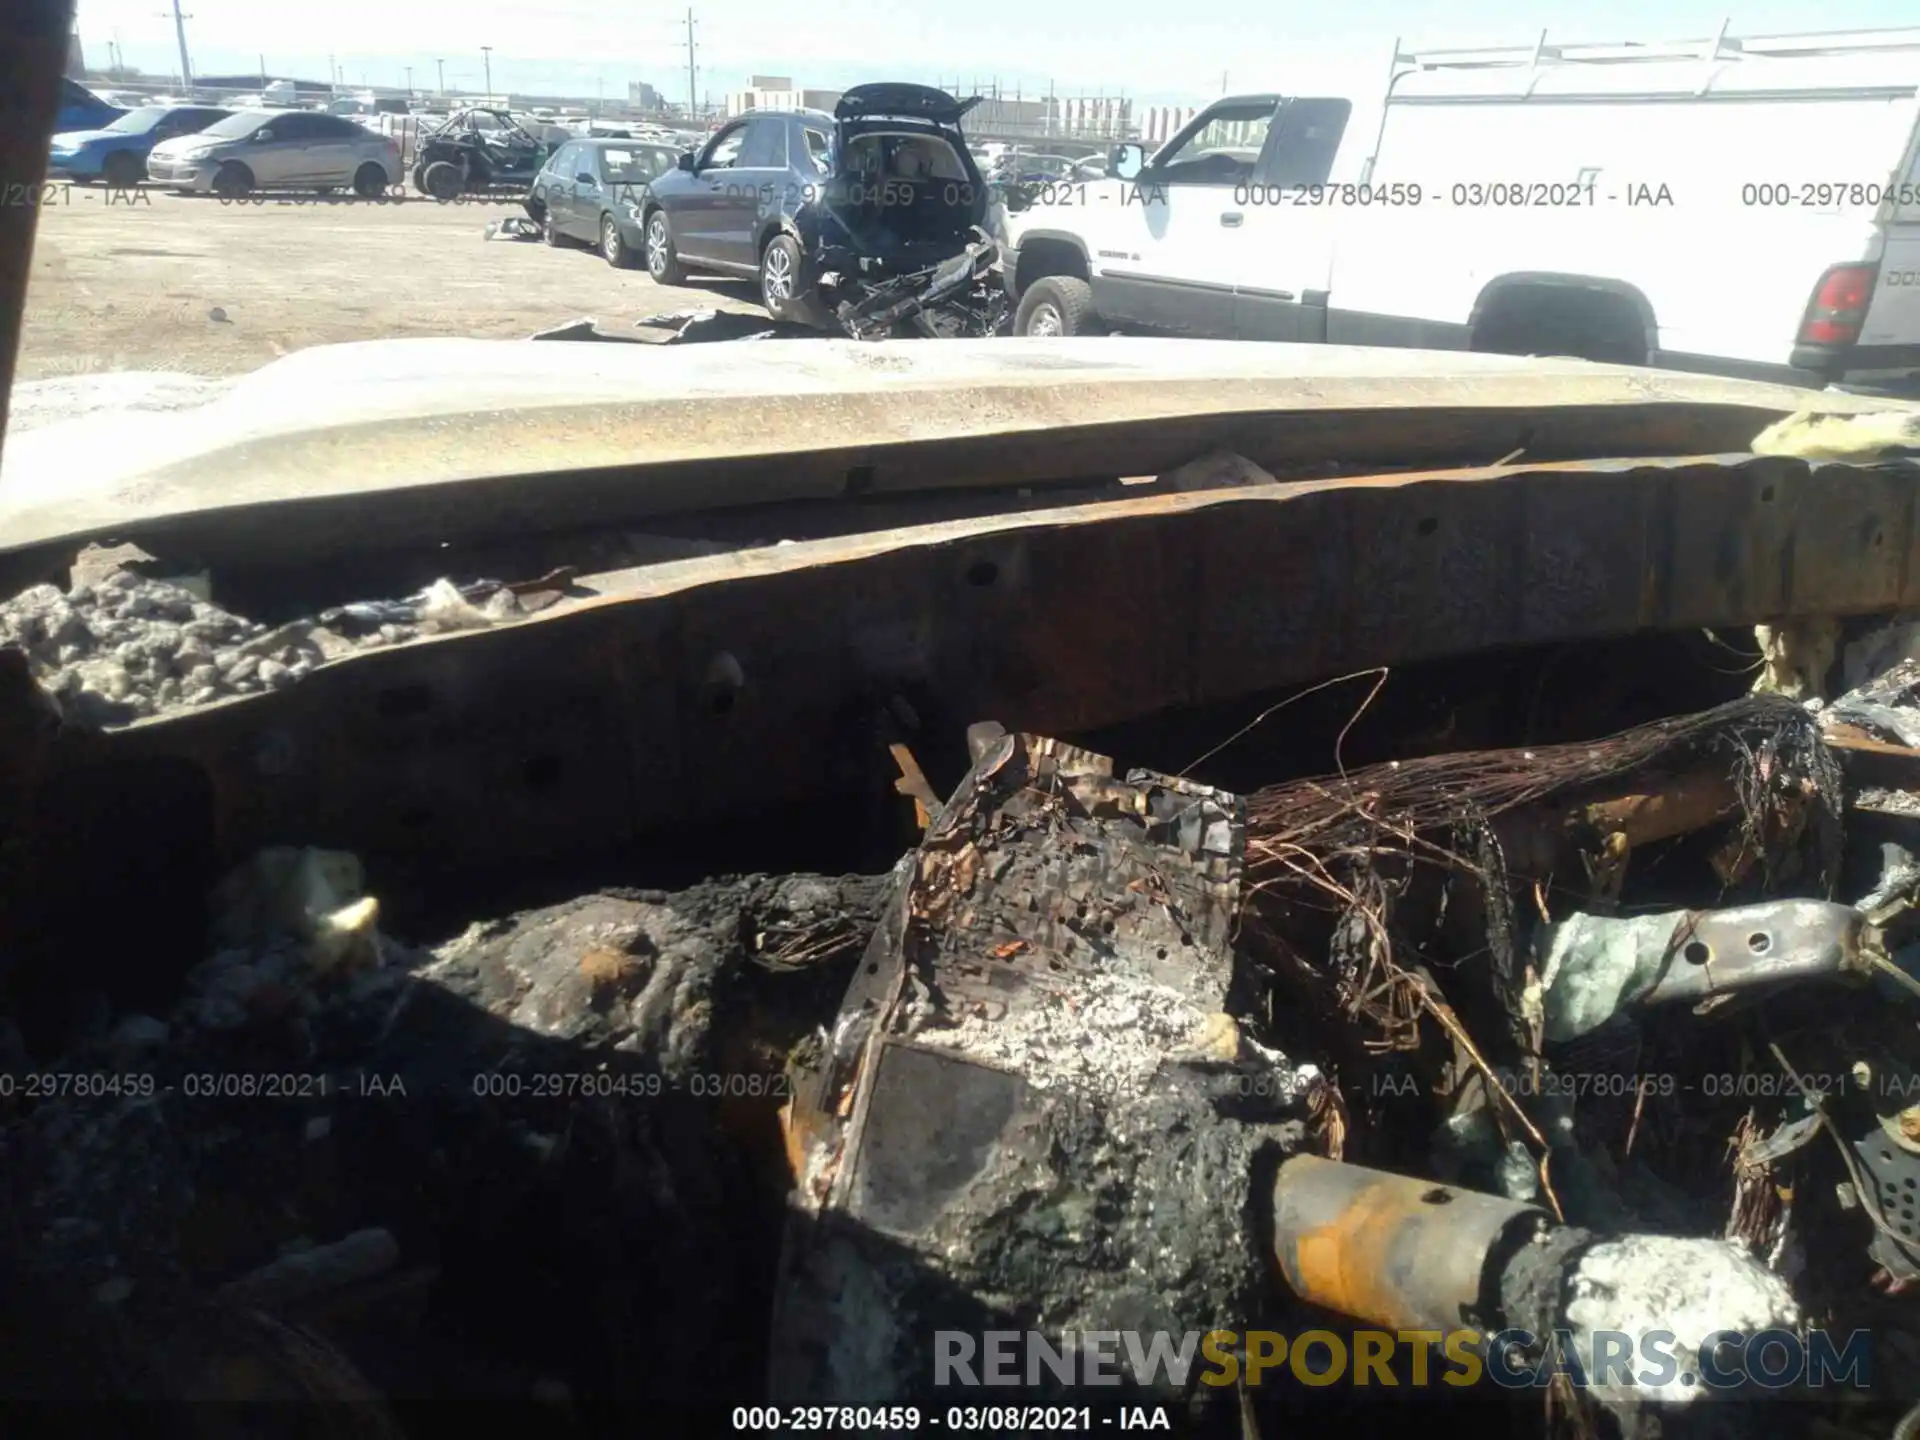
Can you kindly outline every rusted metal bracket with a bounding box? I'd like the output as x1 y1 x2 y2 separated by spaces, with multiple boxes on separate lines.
886 742 941 830
1536 900 1878 1042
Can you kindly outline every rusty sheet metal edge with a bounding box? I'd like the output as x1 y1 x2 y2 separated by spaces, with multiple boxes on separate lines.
2 334 1916 568
82 450 1920 872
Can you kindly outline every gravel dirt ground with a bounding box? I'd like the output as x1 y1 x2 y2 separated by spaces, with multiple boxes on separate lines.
15 185 768 380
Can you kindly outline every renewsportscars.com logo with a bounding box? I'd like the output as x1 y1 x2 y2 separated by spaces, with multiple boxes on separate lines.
934 1328 1872 1392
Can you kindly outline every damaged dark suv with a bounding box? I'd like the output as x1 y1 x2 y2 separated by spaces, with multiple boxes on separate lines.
640 83 1007 338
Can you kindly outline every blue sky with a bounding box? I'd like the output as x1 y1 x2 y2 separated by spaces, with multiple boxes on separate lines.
76 0 1920 108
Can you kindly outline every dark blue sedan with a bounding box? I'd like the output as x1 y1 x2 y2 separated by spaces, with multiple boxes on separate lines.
49 105 232 187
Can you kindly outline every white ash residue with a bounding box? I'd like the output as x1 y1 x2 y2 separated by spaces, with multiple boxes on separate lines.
0 571 526 728
1561 1235 1803 1406
907 969 1211 1099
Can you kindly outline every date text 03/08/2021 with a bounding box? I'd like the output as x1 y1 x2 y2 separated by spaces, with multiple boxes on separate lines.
1015 181 1676 209
730 1404 1173 1431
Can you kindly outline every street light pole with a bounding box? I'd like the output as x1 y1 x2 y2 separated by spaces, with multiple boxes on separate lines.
436 58 445 95
405 66 412 97
684 9 697 121
158 0 193 90
480 45 493 101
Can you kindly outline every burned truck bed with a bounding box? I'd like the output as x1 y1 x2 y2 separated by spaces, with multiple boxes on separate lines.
5 343 1920 1437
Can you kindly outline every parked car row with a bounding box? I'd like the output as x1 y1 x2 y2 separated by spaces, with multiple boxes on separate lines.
518 84 1009 338
49 83 404 196
48 104 232 187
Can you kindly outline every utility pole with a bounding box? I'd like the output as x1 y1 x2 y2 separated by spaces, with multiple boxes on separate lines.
684 9 698 121
405 66 413 97
481 45 493 101
157 0 193 89
436 58 445 95
258 53 265 88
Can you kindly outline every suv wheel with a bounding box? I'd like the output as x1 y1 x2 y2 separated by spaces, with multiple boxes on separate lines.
645 209 686 285
760 234 804 320
1014 276 1103 337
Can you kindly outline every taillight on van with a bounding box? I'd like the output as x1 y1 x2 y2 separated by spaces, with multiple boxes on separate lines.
1797 263 1878 346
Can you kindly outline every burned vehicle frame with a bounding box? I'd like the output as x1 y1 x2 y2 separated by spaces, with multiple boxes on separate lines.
16 28 1920 1432
4 351 1920 1436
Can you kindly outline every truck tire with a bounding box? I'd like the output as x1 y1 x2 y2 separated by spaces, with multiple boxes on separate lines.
1015 276 1104 337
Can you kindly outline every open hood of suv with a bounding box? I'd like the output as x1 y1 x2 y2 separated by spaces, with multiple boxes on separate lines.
834 84 979 125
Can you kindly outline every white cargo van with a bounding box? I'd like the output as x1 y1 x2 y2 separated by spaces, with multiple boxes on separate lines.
1003 27 1920 395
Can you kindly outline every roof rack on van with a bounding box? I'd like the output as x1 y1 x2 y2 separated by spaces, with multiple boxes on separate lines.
1394 24 1920 73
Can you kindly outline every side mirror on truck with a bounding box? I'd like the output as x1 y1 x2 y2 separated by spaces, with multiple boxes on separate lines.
1109 143 1145 181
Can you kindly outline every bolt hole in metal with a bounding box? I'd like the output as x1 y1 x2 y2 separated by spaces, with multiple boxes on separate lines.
1415 516 1439 537
1747 931 1771 954
1420 1187 1453 1204
1759 483 1777 503
1684 940 1712 964
965 560 999 588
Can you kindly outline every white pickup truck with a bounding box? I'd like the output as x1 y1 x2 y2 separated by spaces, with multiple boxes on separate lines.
1001 27 1920 395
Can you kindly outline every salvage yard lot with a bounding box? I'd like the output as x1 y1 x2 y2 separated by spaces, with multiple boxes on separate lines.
16 187 767 380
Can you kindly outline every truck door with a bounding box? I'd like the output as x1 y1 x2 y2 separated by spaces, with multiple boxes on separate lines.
1232 98 1353 342
1094 99 1278 336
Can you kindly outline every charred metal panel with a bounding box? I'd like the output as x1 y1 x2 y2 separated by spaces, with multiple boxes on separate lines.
769 735 1307 1407
66 454 1920 880
1343 474 1529 666
1510 469 1663 644
1659 456 1918 625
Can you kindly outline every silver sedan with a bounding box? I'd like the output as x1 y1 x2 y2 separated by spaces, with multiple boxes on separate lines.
147 109 401 198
